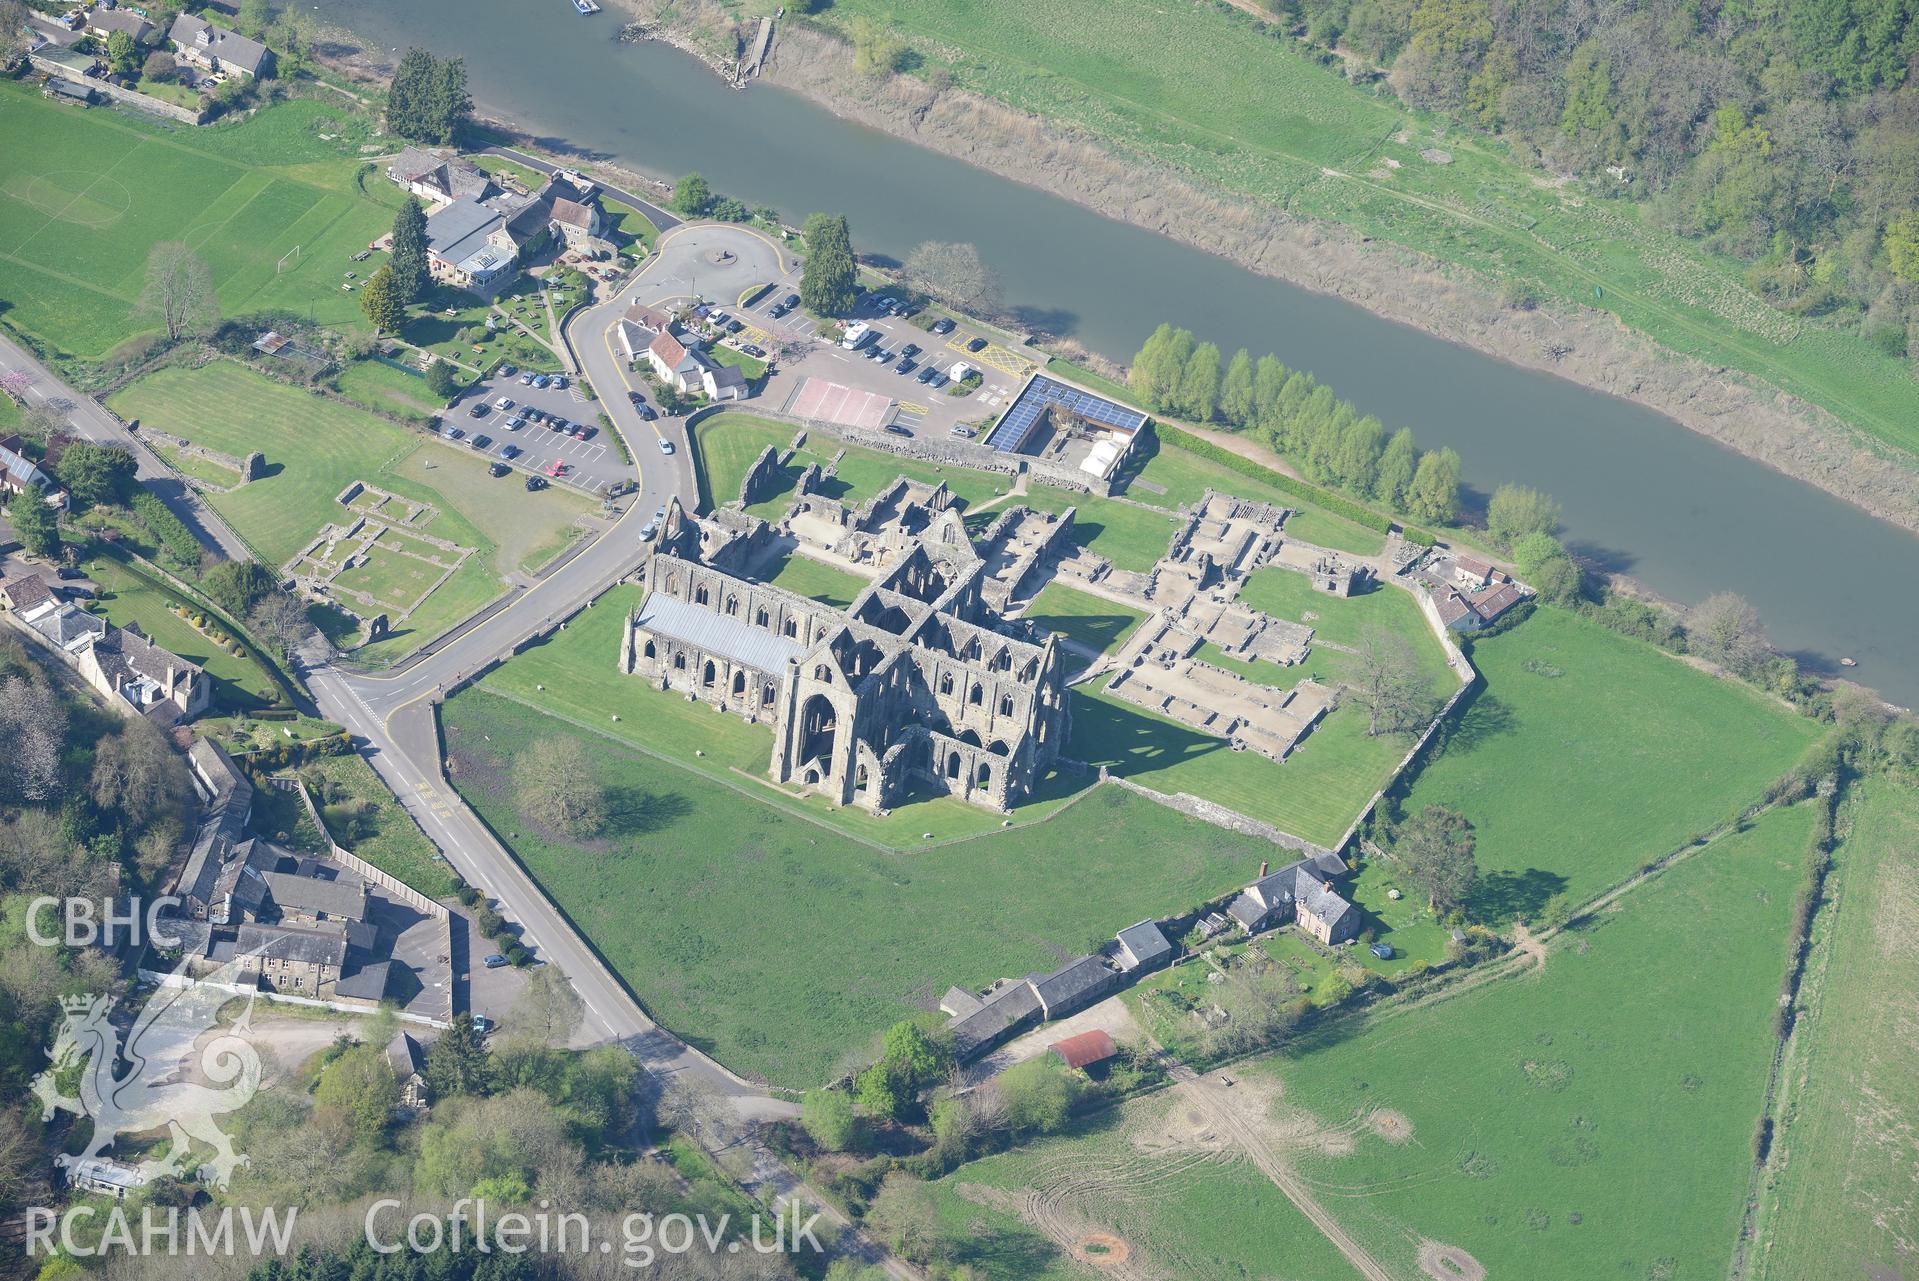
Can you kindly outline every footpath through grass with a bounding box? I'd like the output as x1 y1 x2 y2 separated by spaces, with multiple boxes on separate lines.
442 689 1281 1086
926 801 1810 1279
1400 606 1822 916
107 361 591 662
1751 780 1919 1281
812 0 1919 464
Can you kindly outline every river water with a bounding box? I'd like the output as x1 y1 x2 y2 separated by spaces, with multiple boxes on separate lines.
326 0 1919 705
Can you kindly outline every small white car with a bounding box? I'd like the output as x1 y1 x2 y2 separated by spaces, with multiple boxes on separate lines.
494 396 515 411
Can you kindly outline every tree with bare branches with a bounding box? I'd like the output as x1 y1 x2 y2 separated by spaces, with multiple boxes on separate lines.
1350 624 1433 737
136 242 217 342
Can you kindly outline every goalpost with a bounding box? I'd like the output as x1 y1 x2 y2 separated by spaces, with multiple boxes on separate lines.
276 244 300 273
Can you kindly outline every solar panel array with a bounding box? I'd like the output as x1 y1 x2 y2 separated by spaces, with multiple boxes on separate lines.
985 375 1149 454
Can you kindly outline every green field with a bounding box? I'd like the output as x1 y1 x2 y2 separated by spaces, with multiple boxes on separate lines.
1022 582 1146 655
932 802 1810 1278
442 689 1283 1085
333 356 447 421
1070 687 1409 847
1119 433 1387 557
813 0 1919 465
107 362 591 661
0 86 397 360
1752 781 1919 1281
1400 606 1822 915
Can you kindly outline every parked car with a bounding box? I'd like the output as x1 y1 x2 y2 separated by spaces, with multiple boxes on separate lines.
627 390 647 405
446 427 466 441
949 424 976 438
468 403 489 418
520 371 537 385
470 434 492 450
472 1015 494 1034
884 424 914 437
866 346 889 362
637 404 657 421
658 437 675 455
548 418 570 433
640 522 657 540
966 336 988 352
894 357 915 374
768 303 789 319
875 295 897 311
931 316 956 334
55 566 83 581
482 954 508 969
927 371 949 388
914 366 936 384
487 462 510 478
497 364 518 378
1370 942 1395 960
900 343 921 359
572 425 594 440
551 375 568 390
781 293 800 309
500 444 522 459
725 318 743 334
524 408 545 424
525 475 548 491
505 416 525 430
741 344 765 358
494 396 514 411
655 505 667 520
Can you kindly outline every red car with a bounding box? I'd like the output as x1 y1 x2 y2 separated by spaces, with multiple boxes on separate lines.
545 461 569 478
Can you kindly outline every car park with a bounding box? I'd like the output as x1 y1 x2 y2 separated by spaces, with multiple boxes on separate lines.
658 438 675 455
488 462 510 478
525 475 548 491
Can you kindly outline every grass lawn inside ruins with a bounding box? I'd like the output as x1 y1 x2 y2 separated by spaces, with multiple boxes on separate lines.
107 362 593 662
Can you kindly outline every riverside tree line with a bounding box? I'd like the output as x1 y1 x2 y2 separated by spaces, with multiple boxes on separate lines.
1127 323 1462 525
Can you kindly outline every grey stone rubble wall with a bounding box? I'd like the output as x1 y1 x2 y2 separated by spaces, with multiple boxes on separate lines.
738 444 781 506
747 405 1107 495
31 59 208 123
1099 771 1335 860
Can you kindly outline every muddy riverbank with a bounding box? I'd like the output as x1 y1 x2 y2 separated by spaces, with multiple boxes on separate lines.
615 0 1919 536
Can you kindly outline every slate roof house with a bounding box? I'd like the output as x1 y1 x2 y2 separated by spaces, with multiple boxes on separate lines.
386 1032 430 1110
88 9 154 43
0 435 66 509
1227 858 1360 945
639 318 749 402
1113 919 1173 973
5 588 209 722
168 14 272 78
386 147 494 206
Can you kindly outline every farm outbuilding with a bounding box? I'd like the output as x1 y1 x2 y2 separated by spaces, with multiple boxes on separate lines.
1050 1029 1118 1071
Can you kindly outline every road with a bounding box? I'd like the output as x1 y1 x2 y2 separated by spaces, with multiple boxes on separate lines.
0 333 250 561
2 239 914 1275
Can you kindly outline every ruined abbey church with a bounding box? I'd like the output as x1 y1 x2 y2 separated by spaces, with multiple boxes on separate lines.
618 499 1071 813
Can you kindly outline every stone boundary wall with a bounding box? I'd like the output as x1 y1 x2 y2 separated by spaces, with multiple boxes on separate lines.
277 777 453 923
726 404 1106 495
1100 771 1335 860
32 60 208 124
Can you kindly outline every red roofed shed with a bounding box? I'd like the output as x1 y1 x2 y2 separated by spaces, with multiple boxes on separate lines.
1049 1029 1117 1070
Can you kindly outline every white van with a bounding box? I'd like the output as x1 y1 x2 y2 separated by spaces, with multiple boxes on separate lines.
841 321 875 350
948 361 974 382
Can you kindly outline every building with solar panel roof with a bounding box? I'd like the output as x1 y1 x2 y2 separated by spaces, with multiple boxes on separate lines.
986 374 1151 487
